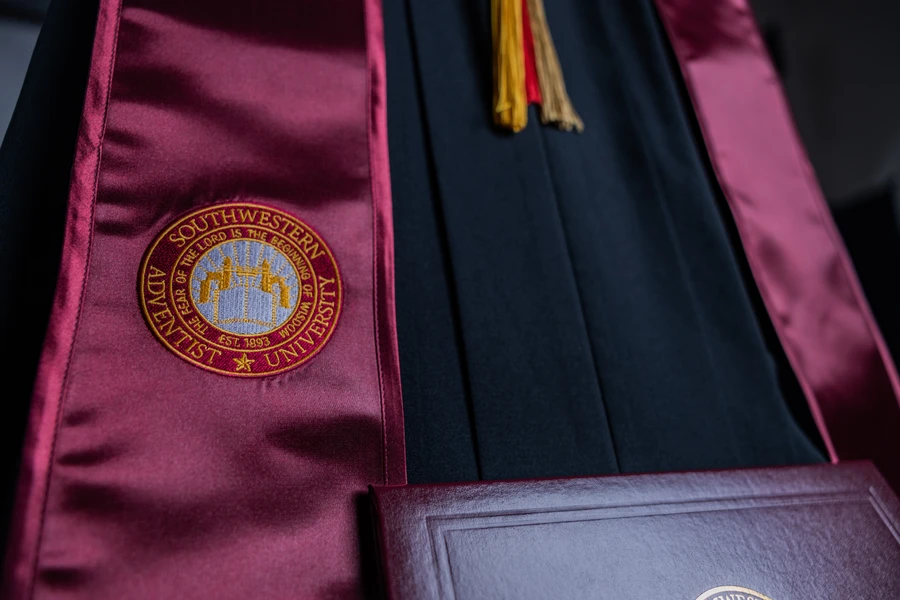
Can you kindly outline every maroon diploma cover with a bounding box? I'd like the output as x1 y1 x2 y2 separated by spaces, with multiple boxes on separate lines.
370 462 900 599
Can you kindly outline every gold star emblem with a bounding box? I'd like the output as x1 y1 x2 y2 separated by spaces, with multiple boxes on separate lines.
233 353 254 373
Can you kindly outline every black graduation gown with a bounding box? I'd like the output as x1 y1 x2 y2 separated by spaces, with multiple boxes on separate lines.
385 0 824 482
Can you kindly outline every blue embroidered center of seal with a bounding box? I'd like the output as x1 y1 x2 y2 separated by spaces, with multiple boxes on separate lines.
190 239 301 336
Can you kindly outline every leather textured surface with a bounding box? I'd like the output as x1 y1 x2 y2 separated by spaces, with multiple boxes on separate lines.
370 462 900 599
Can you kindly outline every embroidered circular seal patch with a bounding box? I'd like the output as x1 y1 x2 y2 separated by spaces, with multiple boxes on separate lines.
696 586 773 600
138 202 342 377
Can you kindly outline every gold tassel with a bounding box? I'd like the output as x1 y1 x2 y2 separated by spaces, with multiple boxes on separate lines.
526 0 584 132
492 0 528 132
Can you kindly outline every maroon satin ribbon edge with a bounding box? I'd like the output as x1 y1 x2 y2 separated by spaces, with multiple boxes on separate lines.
2 1 124 598
365 0 407 486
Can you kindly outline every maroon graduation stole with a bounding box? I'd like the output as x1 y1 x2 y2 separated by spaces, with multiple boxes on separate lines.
3 0 404 597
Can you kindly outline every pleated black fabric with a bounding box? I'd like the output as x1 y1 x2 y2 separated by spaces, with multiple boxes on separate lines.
386 0 482 483
386 0 824 483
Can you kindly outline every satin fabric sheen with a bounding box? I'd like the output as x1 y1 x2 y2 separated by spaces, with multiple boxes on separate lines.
653 0 900 490
3 0 404 598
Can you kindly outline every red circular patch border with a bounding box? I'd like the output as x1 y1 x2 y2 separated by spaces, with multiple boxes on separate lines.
138 202 342 377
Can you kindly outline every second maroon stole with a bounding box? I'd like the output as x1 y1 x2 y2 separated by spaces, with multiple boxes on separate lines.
653 0 900 490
